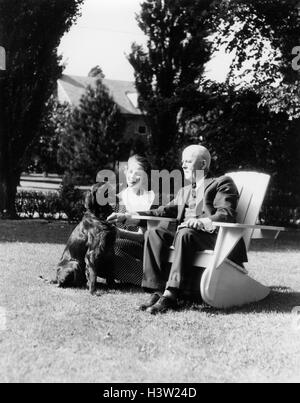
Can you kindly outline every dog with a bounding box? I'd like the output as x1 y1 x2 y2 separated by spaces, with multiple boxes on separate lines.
56 182 117 294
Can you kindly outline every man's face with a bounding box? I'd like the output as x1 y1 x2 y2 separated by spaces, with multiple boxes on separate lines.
182 149 204 182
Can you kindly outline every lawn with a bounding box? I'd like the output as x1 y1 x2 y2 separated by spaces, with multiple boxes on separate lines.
0 220 300 383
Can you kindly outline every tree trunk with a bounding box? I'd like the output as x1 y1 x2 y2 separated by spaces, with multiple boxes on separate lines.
0 70 18 218
0 170 18 218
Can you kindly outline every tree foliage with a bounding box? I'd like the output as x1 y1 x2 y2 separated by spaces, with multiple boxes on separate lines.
180 79 300 224
0 0 84 217
58 79 126 184
88 65 105 79
24 97 71 174
130 0 300 224
211 0 300 118
128 0 216 169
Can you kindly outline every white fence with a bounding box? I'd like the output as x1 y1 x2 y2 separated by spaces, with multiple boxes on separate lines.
19 174 90 193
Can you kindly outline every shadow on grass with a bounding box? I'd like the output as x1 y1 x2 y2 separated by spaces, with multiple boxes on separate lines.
0 220 75 244
97 282 143 295
1 221 299 253
44 278 300 316
97 284 300 318
98 283 300 315
190 287 300 315
250 232 300 252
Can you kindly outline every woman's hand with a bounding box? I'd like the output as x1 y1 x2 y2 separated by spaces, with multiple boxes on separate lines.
107 213 130 225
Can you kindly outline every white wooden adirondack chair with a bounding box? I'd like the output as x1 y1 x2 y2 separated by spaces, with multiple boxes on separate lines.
133 172 285 309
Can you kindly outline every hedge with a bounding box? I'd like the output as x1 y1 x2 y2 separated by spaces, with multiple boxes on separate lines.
15 188 85 222
15 189 300 227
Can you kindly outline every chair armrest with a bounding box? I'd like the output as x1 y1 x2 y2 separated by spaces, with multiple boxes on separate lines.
131 215 178 223
212 222 286 241
212 222 286 232
132 218 286 232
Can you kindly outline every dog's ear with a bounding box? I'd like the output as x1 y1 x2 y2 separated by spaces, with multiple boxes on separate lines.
84 189 94 211
85 183 105 211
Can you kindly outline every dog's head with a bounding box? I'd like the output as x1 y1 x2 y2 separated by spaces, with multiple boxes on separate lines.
56 261 86 288
85 182 115 220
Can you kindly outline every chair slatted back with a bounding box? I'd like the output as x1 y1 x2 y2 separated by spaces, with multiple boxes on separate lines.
227 172 270 250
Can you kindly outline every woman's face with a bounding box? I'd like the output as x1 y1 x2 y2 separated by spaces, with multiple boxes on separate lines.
126 159 147 191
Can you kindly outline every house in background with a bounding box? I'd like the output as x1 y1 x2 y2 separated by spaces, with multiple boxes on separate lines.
57 75 150 154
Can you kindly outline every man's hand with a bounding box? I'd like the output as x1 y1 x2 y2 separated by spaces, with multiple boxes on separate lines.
107 213 130 225
178 219 205 231
178 218 216 233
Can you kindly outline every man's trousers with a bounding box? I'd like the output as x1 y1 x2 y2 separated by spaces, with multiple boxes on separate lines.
142 227 217 292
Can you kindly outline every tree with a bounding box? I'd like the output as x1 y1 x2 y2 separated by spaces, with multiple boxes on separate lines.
88 65 105 79
128 0 215 169
58 79 126 184
211 0 300 117
0 0 84 217
24 98 71 174
182 81 300 224
179 0 300 224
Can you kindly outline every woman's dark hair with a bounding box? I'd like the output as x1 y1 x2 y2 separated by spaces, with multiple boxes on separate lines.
128 154 152 190
129 154 152 178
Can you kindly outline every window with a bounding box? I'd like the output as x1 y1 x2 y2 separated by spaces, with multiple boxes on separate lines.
138 126 147 134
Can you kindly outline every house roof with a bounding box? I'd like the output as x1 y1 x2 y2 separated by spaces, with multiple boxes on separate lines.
58 74 142 116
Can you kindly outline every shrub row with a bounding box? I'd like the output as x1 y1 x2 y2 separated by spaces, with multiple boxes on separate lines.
15 188 300 227
16 185 85 222
260 206 300 228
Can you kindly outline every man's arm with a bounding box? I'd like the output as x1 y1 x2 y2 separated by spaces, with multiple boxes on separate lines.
137 199 179 220
178 176 239 232
208 176 239 223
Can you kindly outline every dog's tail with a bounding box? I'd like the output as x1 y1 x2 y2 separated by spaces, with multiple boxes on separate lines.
38 275 58 285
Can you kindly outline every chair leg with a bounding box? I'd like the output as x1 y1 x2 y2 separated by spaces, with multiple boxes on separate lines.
200 260 270 309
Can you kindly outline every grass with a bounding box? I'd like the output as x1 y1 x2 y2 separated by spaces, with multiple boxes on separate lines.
0 220 300 383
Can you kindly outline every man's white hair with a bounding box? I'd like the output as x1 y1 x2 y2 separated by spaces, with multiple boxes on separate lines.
183 145 212 170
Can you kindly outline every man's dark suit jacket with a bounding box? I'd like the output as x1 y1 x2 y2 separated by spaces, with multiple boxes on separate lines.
138 175 248 264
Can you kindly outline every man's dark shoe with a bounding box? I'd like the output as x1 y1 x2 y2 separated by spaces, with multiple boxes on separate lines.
146 296 178 315
137 292 162 311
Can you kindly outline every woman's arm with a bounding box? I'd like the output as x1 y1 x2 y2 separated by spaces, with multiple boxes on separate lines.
117 227 145 243
107 212 139 226
107 203 178 226
108 189 181 226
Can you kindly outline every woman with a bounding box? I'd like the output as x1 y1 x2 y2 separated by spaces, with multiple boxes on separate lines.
112 155 155 286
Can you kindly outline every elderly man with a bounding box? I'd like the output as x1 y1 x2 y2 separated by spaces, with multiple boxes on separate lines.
108 145 247 314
